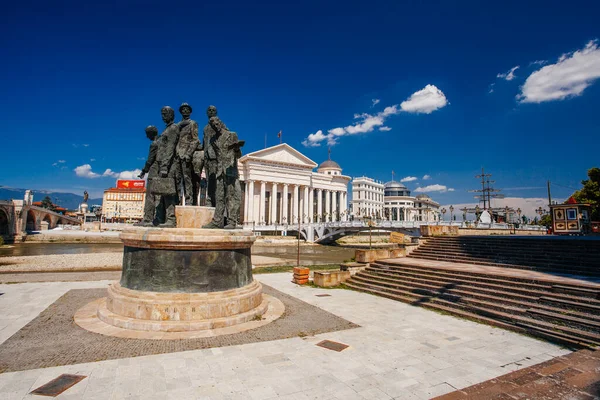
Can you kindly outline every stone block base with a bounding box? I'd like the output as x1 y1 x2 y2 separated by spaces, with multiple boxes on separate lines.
292 267 310 285
313 271 351 287
355 248 406 263
99 280 265 332
175 206 215 229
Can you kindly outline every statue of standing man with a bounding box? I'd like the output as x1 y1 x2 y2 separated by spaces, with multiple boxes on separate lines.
152 106 180 227
135 125 160 226
202 106 243 229
176 103 200 206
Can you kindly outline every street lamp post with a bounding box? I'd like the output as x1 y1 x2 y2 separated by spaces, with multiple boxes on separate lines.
441 208 447 222
449 205 454 223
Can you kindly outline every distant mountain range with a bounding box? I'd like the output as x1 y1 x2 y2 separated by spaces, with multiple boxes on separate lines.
0 186 103 210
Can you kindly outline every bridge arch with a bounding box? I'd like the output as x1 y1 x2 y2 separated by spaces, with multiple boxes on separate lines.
26 210 37 231
0 209 9 236
43 214 52 229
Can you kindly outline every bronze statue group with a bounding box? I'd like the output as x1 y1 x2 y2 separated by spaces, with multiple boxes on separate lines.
136 103 243 229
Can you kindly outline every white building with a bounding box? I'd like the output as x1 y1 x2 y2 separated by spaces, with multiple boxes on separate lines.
413 194 441 222
383 181 416 221
350 178 442 222
238 144 351 226
351 177 384 219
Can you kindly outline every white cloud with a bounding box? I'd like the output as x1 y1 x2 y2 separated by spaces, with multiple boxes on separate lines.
74 164 100 178
414 184 453 193
422 174 431 180
519 40 600 103
302 84 448 147
75 164 141 179
529 60 547 66
52 163 58 167
400 84 449 114
497 65 520 81
58 160 66 163
102 168 142 180
83 144 89 147
371 99 380 107
400 176 418 182
90 158 96 162
301 130 327 147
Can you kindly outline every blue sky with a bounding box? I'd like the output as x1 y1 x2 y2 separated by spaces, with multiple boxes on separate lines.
1 0 599 216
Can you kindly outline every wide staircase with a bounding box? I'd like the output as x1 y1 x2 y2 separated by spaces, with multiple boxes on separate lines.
408 236 600 277
345 237 600 349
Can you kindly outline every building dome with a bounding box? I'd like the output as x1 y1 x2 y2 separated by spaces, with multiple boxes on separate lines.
415 194 430 199
318 160 341 169
384 181 407 190
384 181 411 197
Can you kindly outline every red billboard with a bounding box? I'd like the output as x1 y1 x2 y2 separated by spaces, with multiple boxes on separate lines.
117 180 146 189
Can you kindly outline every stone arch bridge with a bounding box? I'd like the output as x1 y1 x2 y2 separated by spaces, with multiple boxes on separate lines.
0 200 82 242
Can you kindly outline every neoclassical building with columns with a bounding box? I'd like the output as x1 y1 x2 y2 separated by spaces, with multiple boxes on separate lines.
238 144 350 227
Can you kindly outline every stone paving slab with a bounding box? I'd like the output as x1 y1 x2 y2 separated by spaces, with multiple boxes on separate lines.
0 274 572 399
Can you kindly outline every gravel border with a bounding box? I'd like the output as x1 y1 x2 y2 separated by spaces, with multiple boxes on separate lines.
0 285 359 373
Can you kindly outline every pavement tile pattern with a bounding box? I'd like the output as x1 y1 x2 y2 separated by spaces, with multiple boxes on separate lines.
434 348 600 400
0 274 573 399
0 285 358 373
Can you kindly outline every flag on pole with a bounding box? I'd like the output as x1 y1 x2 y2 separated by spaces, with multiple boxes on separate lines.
277 130 282 143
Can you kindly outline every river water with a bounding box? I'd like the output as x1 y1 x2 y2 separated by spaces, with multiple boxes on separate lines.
0 242 356 265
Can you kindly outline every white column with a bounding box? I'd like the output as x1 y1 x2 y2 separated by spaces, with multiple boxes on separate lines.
331 190 338 221
243 181 249 223
341 192 347 221
292 185 299 223
259 181 266 225
271 182 278 224
317 189 323 222
325 190 331 222
282 184 289 225
308 187 314 223
303 186 309 223
247 180 255 223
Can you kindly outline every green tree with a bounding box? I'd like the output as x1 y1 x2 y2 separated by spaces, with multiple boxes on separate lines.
539 214 552 227
40 196 56 211
571 167 600 220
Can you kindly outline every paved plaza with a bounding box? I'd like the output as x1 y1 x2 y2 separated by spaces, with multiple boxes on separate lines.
0 273 570 399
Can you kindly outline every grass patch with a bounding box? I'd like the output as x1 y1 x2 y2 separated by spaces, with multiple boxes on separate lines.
253 264 340 274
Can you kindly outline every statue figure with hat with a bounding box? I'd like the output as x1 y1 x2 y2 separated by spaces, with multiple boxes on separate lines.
202 106 244 229
151 106 180 227
176 102 200 206
135 125 161 226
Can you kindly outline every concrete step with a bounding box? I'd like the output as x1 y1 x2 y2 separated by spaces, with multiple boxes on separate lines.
411 247 599 266
367 265 600 306
351 272 600 332
406 253 597 276
344 280 598 349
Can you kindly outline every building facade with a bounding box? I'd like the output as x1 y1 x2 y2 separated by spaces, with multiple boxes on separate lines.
351 177 384 219
413 194 441 222
383 181 416 221
101 187 145 222
349 178 441 222
238 144 351 226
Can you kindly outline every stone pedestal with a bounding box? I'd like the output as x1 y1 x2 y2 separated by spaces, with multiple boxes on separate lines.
175 206 215 229
87 227 272 334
